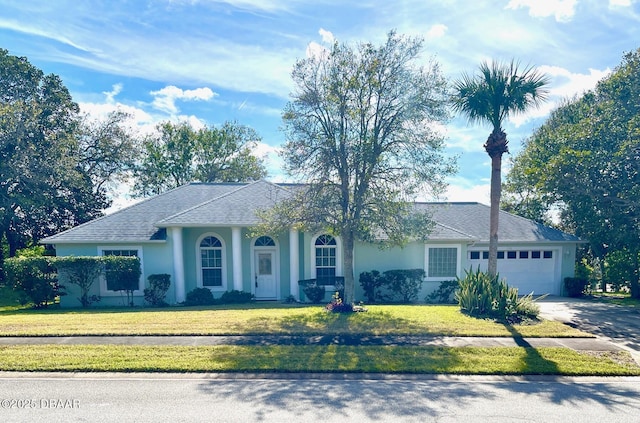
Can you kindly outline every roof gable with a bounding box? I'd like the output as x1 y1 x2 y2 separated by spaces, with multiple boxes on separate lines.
157 180 293 227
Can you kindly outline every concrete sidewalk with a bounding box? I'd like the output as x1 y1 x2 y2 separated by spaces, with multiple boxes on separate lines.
0 334 625 352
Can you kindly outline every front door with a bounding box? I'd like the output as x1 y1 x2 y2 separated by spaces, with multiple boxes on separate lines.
254 250 277 299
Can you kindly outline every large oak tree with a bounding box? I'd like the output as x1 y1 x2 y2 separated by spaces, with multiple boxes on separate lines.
0 49 137 264
264 31 455 304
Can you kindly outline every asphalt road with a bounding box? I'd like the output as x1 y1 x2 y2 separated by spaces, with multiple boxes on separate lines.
1 373 639 423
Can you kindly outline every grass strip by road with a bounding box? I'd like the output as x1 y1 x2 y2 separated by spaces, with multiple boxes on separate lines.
0 344 637 376
0 305 587 338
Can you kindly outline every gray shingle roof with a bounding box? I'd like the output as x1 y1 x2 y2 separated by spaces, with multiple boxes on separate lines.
157 180 292 227
42 182 581 244
418 203 581 243
41 183 244 243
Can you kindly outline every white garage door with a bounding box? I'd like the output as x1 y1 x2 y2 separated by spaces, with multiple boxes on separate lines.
467 249 560 295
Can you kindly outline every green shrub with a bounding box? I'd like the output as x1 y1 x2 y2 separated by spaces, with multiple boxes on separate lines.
219 290 254 304
426 280 459 304
455 268 497 316
360 269 425 303
4 257 62 308
56 257 105 308
455 268 540 322
184 287 215 306
514 293 541 319
564 277 589 297
379 269 425 303
144 274 171 307
359 270 383 303
103 256 141 307
303 284 325 303
603 249 635 292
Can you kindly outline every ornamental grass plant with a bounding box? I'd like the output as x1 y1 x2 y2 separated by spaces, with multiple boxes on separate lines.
455 268 541 323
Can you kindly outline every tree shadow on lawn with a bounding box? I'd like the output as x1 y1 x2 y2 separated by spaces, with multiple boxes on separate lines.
260 309 424 335
197 375 639 421
503 323 560 375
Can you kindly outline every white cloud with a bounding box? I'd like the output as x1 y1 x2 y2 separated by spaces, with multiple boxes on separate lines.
445 124 487 153
318 28 335 44
306 41 329 59
102 83 123 104
79 101 157 136
506 0 577 22
426 24 447 39
538 65 611 98
149 86 216 114
610 0 632 6
0 17 94 52
444 183 490 206
508 65 611 127
253 142 285 180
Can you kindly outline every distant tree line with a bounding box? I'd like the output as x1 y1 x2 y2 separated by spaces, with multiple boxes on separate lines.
503 48 640 298
0 48 267 279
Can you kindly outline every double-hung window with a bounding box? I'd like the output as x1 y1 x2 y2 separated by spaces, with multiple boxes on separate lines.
200 236 223 288
315 234 337 280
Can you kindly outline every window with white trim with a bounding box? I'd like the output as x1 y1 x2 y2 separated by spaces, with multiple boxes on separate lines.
314 234 337 279
426 247 459 278
98 247 143 295
200 235 224 288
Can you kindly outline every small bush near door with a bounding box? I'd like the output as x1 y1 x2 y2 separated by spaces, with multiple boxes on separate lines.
184 287 215 306
303 284 325 303
144 274 171 307
219 290 254 304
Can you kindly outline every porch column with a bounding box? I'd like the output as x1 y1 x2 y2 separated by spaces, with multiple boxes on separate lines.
232 226 243 291
171 227 186 304
289 229 300 300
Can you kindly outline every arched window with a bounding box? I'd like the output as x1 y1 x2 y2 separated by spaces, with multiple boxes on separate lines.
254 236 276 247
200 235 223 288
314 234 337 279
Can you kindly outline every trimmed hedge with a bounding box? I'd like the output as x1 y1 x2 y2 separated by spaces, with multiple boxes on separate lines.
359 269 425 303
5 256 141 308
4 257 61 308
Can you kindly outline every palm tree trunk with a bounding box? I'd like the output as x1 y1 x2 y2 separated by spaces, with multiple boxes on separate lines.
488 152 503 278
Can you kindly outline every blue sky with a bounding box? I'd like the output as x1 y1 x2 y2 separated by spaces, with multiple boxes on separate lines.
2 0 639 210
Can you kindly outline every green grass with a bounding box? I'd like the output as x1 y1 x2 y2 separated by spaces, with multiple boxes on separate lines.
0 304 587 338
592 294 640 308
0 344 637 376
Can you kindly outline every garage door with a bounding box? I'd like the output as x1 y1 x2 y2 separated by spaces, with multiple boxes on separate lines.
467 249 560 295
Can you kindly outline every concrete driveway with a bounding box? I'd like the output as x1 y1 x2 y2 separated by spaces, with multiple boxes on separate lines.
538 297 640 363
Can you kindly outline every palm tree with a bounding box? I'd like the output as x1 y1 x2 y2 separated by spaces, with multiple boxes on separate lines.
452 60 549 277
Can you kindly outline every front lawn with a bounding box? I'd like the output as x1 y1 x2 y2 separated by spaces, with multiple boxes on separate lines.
2 304 638 376
0 304 587 338
0 344 638 376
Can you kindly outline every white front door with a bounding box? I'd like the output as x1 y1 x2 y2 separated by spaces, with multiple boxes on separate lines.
254 250 277 299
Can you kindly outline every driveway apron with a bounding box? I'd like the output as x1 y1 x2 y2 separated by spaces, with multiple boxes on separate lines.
538 297 640 364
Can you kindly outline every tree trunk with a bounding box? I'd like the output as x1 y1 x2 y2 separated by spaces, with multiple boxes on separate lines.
488 153 502 278
631 249 640 299
342 231 356 304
